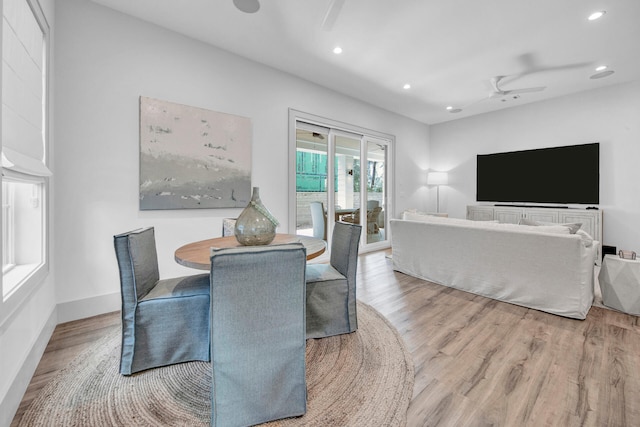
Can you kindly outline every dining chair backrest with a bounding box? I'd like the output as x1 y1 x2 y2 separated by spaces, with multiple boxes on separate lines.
330 221 361 288
209 243 307 426
114 227 160 302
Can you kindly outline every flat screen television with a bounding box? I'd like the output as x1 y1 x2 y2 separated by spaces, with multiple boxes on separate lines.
476 143 599 205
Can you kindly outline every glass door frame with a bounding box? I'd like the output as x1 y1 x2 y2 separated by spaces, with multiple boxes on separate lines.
288 109 394 253
362 136 390 246
329 128 362 244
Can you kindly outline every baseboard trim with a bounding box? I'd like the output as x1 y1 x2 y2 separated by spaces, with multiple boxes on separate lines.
57 292 121 324
0 306 57 427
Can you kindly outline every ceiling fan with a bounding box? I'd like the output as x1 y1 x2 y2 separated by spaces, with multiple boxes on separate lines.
488 75 546 100
450 75 546 113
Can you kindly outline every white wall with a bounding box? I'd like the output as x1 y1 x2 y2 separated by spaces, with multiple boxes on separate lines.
429 80 640 251
53 0 429 320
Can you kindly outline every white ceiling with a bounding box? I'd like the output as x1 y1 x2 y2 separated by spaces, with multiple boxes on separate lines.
90 0 640 125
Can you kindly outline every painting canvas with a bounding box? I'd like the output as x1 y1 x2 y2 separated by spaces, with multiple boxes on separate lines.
139 96 251 210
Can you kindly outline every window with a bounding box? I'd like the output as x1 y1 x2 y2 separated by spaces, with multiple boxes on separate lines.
1 0 50 317
2 176 45 298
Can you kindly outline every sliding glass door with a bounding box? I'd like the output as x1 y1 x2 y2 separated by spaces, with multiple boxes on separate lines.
290 110 393 252
364 138 388 245
294 124 329 241
333 131 361 238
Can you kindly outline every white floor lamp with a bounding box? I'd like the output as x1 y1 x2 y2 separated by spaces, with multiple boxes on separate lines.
427 171 448 213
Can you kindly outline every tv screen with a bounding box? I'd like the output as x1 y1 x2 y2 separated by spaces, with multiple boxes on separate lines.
476 143 599 205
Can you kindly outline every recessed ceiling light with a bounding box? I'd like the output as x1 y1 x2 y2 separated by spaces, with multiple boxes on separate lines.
333 46 343 54
595 65 608 71
588 11 606 21
446 106 453 110
403 84 411 90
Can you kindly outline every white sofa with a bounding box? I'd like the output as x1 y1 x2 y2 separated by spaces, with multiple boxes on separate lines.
390 214 599 319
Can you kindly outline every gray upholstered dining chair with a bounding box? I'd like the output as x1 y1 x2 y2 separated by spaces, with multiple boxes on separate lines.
305 221 362 339
113 227 210 375
209 243 307 427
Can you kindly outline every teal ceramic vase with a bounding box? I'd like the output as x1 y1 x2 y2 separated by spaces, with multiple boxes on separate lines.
234 187 279 245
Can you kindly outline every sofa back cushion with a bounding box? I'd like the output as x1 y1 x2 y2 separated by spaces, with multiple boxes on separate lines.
402 211 448 221
518 218 582 234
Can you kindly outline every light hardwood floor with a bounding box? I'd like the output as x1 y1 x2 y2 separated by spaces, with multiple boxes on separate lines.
12 250 640 426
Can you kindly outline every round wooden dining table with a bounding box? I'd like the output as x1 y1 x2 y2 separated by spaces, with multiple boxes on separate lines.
174 233 327 270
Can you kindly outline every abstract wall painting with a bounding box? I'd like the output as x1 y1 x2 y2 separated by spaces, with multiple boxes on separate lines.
139 96 251 210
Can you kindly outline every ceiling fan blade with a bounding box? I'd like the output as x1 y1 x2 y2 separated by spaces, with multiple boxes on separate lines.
510 53 593 82
503 86 546 95
322 0 345 31
459 96 491 109
489 76 505 93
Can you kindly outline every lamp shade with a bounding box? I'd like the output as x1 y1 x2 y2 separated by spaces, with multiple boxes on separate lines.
427 171 448 186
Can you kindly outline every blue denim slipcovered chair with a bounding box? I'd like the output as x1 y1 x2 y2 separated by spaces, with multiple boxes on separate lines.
114 227 210 375
209 243 307 427
305 221 361 339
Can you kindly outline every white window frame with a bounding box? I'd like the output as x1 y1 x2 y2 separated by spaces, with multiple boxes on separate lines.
2 180 14 272
0 0 50 326
2 171 47 296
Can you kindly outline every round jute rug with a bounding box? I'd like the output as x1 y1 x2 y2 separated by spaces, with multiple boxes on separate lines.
19 301 414 426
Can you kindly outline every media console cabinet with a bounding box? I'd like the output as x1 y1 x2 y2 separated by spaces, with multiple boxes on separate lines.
467 205 603 264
